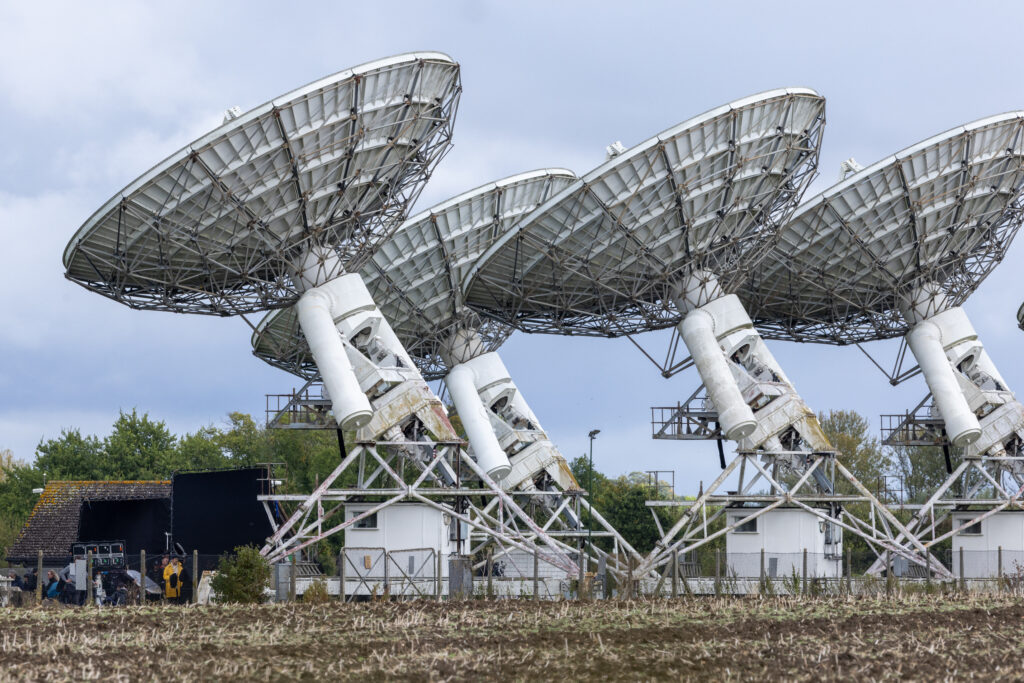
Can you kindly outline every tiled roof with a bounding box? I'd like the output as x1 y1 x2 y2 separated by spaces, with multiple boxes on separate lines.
6 480 170 564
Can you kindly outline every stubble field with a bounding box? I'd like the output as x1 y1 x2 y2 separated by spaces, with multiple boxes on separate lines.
1 595 1022 681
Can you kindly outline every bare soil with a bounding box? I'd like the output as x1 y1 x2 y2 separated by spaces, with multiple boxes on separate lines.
2 596 1022 681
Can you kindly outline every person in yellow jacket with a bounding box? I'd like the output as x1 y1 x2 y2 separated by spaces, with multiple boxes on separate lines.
163 556 183 603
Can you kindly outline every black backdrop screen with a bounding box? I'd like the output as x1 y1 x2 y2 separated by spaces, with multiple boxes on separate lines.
172 468 272 555
78 498 171 554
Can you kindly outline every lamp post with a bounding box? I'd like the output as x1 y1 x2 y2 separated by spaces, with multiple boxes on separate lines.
587 429 600 573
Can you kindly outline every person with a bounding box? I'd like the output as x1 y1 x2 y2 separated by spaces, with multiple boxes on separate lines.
44 570 60 600
178 560 192 605
59 561 82 606
93 571 106 607
23 567 37 593
163 556 183 603
8 571 24 591
158 555 169 599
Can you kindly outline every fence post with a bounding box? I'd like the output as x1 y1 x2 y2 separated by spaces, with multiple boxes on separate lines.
577 540 585 600
959 547 965 593
759 548 765 594
533 548 540 602
672 550 679 598
486 548 494 600
36 550 43 603
802 548 807 596
140 550 146 605
436 551 442 602
998 546 1003 593
342 548 350 602
714 549 721 596
192 550 199 605
289 554 296 602
845 548 852 595
885 549 893 598
86 551 94 606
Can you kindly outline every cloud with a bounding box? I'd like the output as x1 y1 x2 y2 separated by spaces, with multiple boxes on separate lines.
0 2 211 123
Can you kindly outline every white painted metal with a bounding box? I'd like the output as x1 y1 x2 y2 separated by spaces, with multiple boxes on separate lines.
445 362 512 478
296 279 372 431
678 305 757 441
905 315 981 447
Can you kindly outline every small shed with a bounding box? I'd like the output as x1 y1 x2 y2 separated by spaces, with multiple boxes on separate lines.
342 503 455 580
725 507 842 579
952 511 1024 578
6 480 170 567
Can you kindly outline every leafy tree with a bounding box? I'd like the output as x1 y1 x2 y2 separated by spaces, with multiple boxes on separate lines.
103 410 177 479
819 409 894 499
216 413 273 466
172 426 232 473
0 449 15 482
210 545 272 603
0 458 44 567
35 429 105 480
569 456 679 554
890 444 957 503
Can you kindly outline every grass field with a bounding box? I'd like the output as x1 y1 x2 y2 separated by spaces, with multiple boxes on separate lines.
2 595 1021 680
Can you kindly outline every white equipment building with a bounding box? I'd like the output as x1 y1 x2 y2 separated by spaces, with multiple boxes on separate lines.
950 511 1024 578
725 507 842 579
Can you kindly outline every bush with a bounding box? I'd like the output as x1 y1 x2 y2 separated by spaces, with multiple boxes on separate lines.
302 579 330 604
210 546 272 604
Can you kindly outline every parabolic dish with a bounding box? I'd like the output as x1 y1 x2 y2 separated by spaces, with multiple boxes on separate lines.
460 89 826 336
253 169 577 380
64 52 461 315
743 112 1024 344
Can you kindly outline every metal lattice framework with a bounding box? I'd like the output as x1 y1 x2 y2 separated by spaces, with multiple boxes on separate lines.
63 53 461 315
461 89 825 336
1018 301 1024 331
252 170 576 379
744 112 1024 344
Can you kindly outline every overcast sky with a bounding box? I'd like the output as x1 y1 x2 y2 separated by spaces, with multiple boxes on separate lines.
2 1 1023 495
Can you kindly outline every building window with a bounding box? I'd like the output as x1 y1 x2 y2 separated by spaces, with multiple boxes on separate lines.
731 515 757 533
351 511 378 529
958 517 981 536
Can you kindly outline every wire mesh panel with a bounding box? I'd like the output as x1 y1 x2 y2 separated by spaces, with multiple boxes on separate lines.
385 548 437 597
341 547 388 598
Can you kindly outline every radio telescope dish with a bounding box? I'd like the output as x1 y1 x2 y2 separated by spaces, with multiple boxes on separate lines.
462 88 826 336
745 112 1024 453
63 52 461 316
255 169 644 563
252 169 576 379
745 112 1024 344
